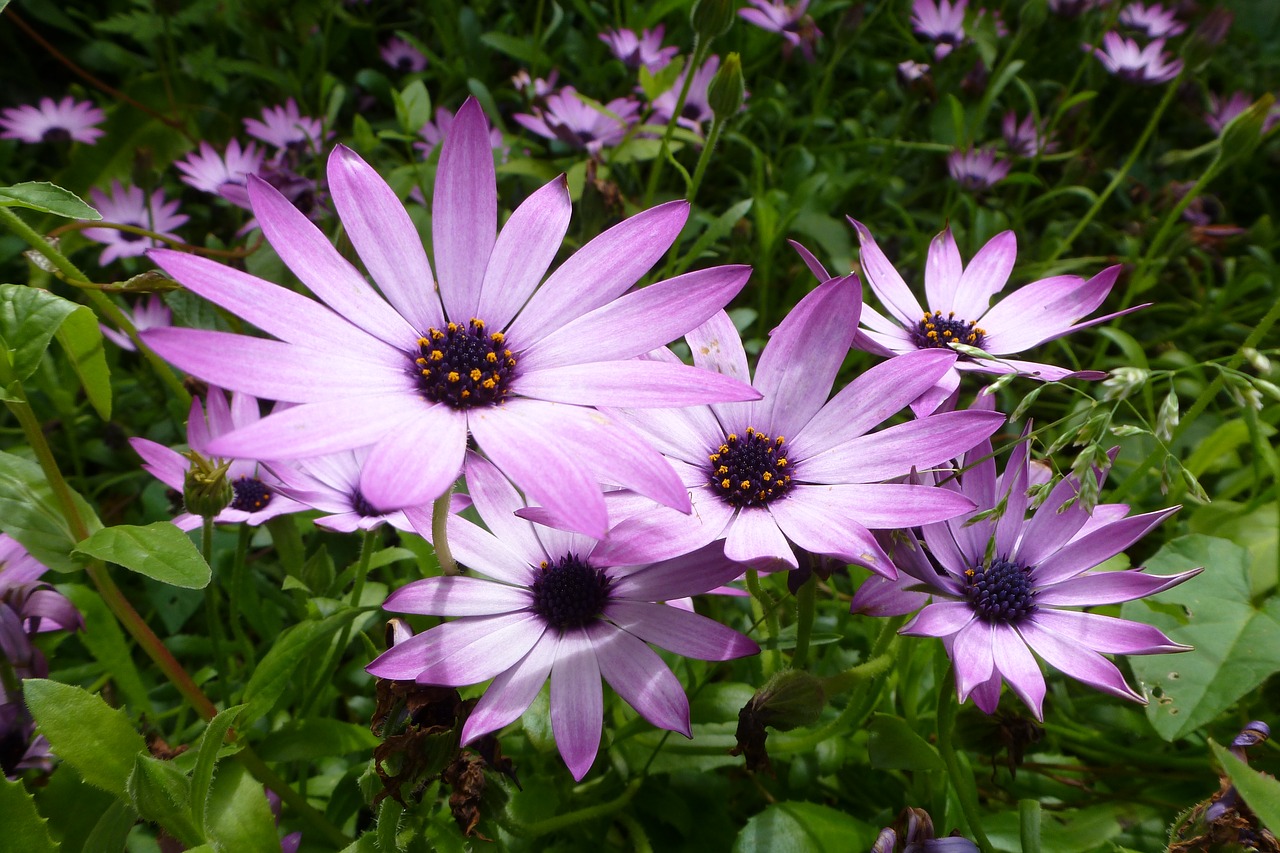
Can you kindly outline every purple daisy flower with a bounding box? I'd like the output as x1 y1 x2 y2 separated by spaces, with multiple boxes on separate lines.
739 0 822 62
823 221 1131 414
946 147 1011 191
0 96 105 145
1083 32 1183 85
513 69 560 99
599 26 679 73
129 388 309 531
415 106 506 160
1002 111 1057 158
380 36 428 74
366 453 757 780
82 181 189 267
101 294 172 352
1205 91 1254 134
912 0 968 59
852 432 1199 718
143 99 757 538
589 277 1005 575
513 87 642 154
1118 2 1186 38
175 139 266 208
244 99 329 154
650 56 724 136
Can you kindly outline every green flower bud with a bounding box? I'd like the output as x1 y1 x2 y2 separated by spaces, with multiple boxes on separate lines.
691 0 736 42
748 668 826 731
708 53 744 121
181 450 233 519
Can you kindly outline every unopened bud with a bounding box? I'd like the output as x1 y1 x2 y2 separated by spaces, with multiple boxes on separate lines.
182 450 233 519
691 0 736 42
748 669 825 731
708 53 744 120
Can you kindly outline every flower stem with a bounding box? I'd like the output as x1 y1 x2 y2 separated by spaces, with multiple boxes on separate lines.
507 778 643 838
432 488 458 576
643 36 712 208
744 568 781 675
227 524 256 668
792 569 817 670
201 516 231 705
937 664 994 853
301 527 380 717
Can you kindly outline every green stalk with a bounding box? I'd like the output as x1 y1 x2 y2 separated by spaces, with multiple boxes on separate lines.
201 516 231 705
792 569 817 670
937 664 994 853
301 527 380 716
432 488 458 576
744 568 781 675
642 35 712 207
227 524 256 668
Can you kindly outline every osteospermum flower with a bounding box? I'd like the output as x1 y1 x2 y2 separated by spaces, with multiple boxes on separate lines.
415 106 506 159
650 56 724 136
0 96 105 144
821 221 1130 414
1083 32 1183 85
599 26 678 73
513 69 559 99
590 278 1005 575
513 87 641 154
101 294 172 352
130 388 309 531
244 99 329 153
1002 111 1057 158
946 147 1010 191
366 454 757 780
1118 2 1185 38
739 0 822 62
82 181 188 266
380 36 428 74
912 0 968 59
143 99 757 538
852 431 1199 718
175 139 266 208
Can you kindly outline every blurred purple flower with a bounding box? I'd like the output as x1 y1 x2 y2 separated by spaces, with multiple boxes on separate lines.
513 87 642 154
513 69 560 99
1083 32 1183 85
415 106 506 160
1204 721 1271 824
912 0 968 59
175 139 266 209
651 56 725 136
599 26 678 73
1204 91 1280 136
1118 2 1186 38
947 147 1011 191
380 36 428 74
739 0 822 62
874 807 980 852
142 99 757 538
899 60 932 83
366 453 757 780
101 294 172 352
1002 111 1057 158
0 96 105 145
244 99 329 154
82 181 188 267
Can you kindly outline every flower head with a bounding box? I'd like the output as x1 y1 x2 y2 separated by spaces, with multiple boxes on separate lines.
650 56 729 136
946 147 1011 191
244 99 329 154
380 36 428 74
366 454 757 780
101 294 173 352
513 69 560 99
1002 111 1057 158
143 99 757 538
82 182 188 266
599 26 678 73
513 87 641 154
0 96 105 145
1084 32 1183 85
739 0 822 62
912 0 968 59
175 139 266 208
852 428 1199 718
1118 2 1186 38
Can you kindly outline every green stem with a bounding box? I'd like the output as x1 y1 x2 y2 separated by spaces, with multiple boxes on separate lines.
744 568 780 675
937 665 994 853
227 525 256 668
643 36 712 207
510 778 642 838
301 528 380 716
201 517 230 705
432 488 458 576
792 569 817 670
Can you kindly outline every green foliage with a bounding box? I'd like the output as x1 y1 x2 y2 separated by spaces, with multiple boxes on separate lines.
74 522 211 589
0 182 99 219
23 680 146 797
0 778 58 853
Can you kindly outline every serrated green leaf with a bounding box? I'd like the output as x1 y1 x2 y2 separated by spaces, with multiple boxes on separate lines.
867 714 944 771
0 284 81 383
0 778 58 853
83 800 138 853
191 705 246 838
203 763 280 853
1210 739 1280 832
53 304 110 419
59 585 153 713
0 449 101 571
128 754 201 847
241 610 359 725
0 182 100 219
74 523 210 589
23 679 147 797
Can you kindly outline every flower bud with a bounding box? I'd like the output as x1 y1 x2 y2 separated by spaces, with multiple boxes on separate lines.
181 450 232 519
691 0 736 42
748 668 825 731
708 53 744 121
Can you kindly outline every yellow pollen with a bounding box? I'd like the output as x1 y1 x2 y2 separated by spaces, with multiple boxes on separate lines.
447 322 459 332
431 329 445 340
461 390 470 399
762 472 772 481
491 332 505 344
727 433 738 442
469 368 483 381
778 458 788 467
721 478 731 489
486 352 498 363
430 350 444 361
472 318 485 329
417 336 430 346
447 371 460 383
415 357 427 366
482 378 496 389
739 480 751 490
717 465 728 475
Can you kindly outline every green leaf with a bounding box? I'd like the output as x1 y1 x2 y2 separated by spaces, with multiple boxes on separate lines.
393 79 431 136
128 754 201 847
478 31 542 64
0 284 82 383
191 705 246 838
867 714 944 771
0 450 101 571
53 304 110 419
23 679 147 797
203 763 280 853
83 800 138 853
1019 799 1042 853
673 199 754 276
59 585 153 712
74 523 211 589
254 718 381 762
734 801 875 852
0 778 57 853
1122 535 1280 740
1210 739 1280 832
241 610 359 725
0 182 100 219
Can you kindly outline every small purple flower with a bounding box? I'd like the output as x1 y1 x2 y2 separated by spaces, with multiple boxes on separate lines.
947 147 1011 191
244 99 329 154
599 26 678 73
101 294 172 352
1204 721 1271 824
1002 111 1057 158
1205 91 1253 134
0 96 105 145
1083 32 1183 85
1118 2 1186 38
650 56 725 136
852 431 1199 718
380 36 428 74
739 0 822 62
513 87 642 154
912 0 968 59
513 69 559 99
898 60 932 83
175 139 266 208
366 453 758 780
82 181 188 266
415 106 506 160
129 388 309 530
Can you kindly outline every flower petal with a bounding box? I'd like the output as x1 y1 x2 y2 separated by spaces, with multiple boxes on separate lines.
205 395 420 459
434 98 498 320
786 483 975 530
129 438 187 490
518 360 760 408
432 512 537 585
462 452 546 564
359 404 467 509
604 403 725 467
1029 609 1191 654
589 621 690 736
605 599 758 661
850 574 930 617
363 611 535 679
788 239 832 282
462 632 560 743
685 310 755 429
952 618 996 702
550 628 604 780
979 267 1121 353
413 614 548 686
1033 507 1180 586
902 600 976 638
1019 619 1145 702
767 498 896 577
923 227 963 312
383 575 531 617
849 218 924 325
951 231 1016 320
1038 565 1201 607
609 542 747 601
990 623 1045 718
724 508 797 569
479 174 571 329
592 489 733 566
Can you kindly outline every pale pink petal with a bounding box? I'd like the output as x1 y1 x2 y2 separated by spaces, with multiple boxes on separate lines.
991 623 1045 718
592 489 733 566
462 633 560 743
129 438 187 489
923 227 964 312
785 483 975 529
901 600 976 638
950 231 1016 320
434 98 498 320
952 618 996 702
1029 609 1191 655
383 575 530 617
1019 620 1144 702
413 614 548 685
435 513 538 585
517 360 759 408
849 218 924 325
364 611 535 679
1033 507 1180 585
359 404 467 509
478 174 571 329
767 499 896 577
604 404 726 467
788 239 833 282
608 543 747 601
205 395 421 459
605 599 758 660
979 267 1120 353
724 508 797 569
1037 566 1201 606
462 452 546 563
589 621 690 736
550 628 604 780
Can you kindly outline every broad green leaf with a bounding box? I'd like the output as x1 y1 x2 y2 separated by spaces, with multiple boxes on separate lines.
985 803 1124 853
478 31 541 64
255 718 380 762
867 713 944 771
1189 500 1278 597
23 679 147 797
83 801 138 853
339 834 380 853
394 79 431 136
74 522 211 589
0 450 101 571
0 182 100 219
1019 799 1042 853
0 778 57 853
128 754 200 847
53 304 110 419
241 610 359 725
59 585 153 712
1122 535 1280 740
203 763 280 853
0 284 81 382
734 801 876 852
673 199 754 276
191 705 246 838
1211 739 1280 832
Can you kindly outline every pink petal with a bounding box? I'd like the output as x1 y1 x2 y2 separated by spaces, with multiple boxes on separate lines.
1033 507 1180 585
1037 566 1201 607
1018 620 1145 702
604 404 726 467
550 628 604 780
478 174 571 329
902 600 976 638
437 513 539 585
849 218 924 325
991 623 1045 719
609 542 747 601
204 395 420 459
434 98 498 321
359 403 467 509
129 438 187 490
952 618 996 702
1029 609 1191 655
413 614 548 686
923 227 963 312
364 611 532 679
589 621 690 736
592 489 733 566
768 498 897 577
979 267 1120 353
788 239 832 282
517 360 759 408
462 633 560 743
951 231 1016 320
605 599 758 661
383 575 530 617
785 483 975 529
724 508 797 570
849 574 930 617
685 310 754 428
462 452 546 564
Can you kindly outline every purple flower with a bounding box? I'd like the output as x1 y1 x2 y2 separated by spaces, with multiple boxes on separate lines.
589 279 1005 575
513 87 642 154
1083 32 1183 85
1002 111 1057 158
101 294 172 352
142 99 757 538
650 56 726 136
380 36 428 74
1118 2 1186 38
739 0 823 62
366 454 758 780
415 106 506 160
82 181 188 267
898 60 932 83
852 431 1199 718
1204 91 1279 136
513 69 559 99
829 221 1129 414
175 139 266 208
244 99 329 154
0 96 105 145
130 388 309 530
912 0 968 59
599 26 678 73
946 147 1011 191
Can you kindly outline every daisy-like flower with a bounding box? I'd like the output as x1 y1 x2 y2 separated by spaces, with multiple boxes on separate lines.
175 139 266 208
366 454 757 780
852 430 1199 718
513 87 642 154
244 99 329 154
82 181 188 267
1002 111 1057 158
130 388 309 531
599 26 678 73
415 106 506 160
739 0 823 62
1083 32 1183 85
1205 91 1254 135
1118 2 1186 38
650 56 724 136
912 0 968 59
380 36 428 74
590 277 1005 575
946 147 1011 191
898 60 932 83
0 96 105 145
101 294 172 352
143 99 757 538
512 69 559 100
828 220 1130 414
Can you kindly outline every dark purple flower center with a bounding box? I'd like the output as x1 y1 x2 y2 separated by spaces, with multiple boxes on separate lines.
351 488 380 518
708 427 793 508
530 554 611 631
910 311 987 351
230 477 272 513
120 223 146 243
414 318 516 409
964 557 1037 624
41 127 72 143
